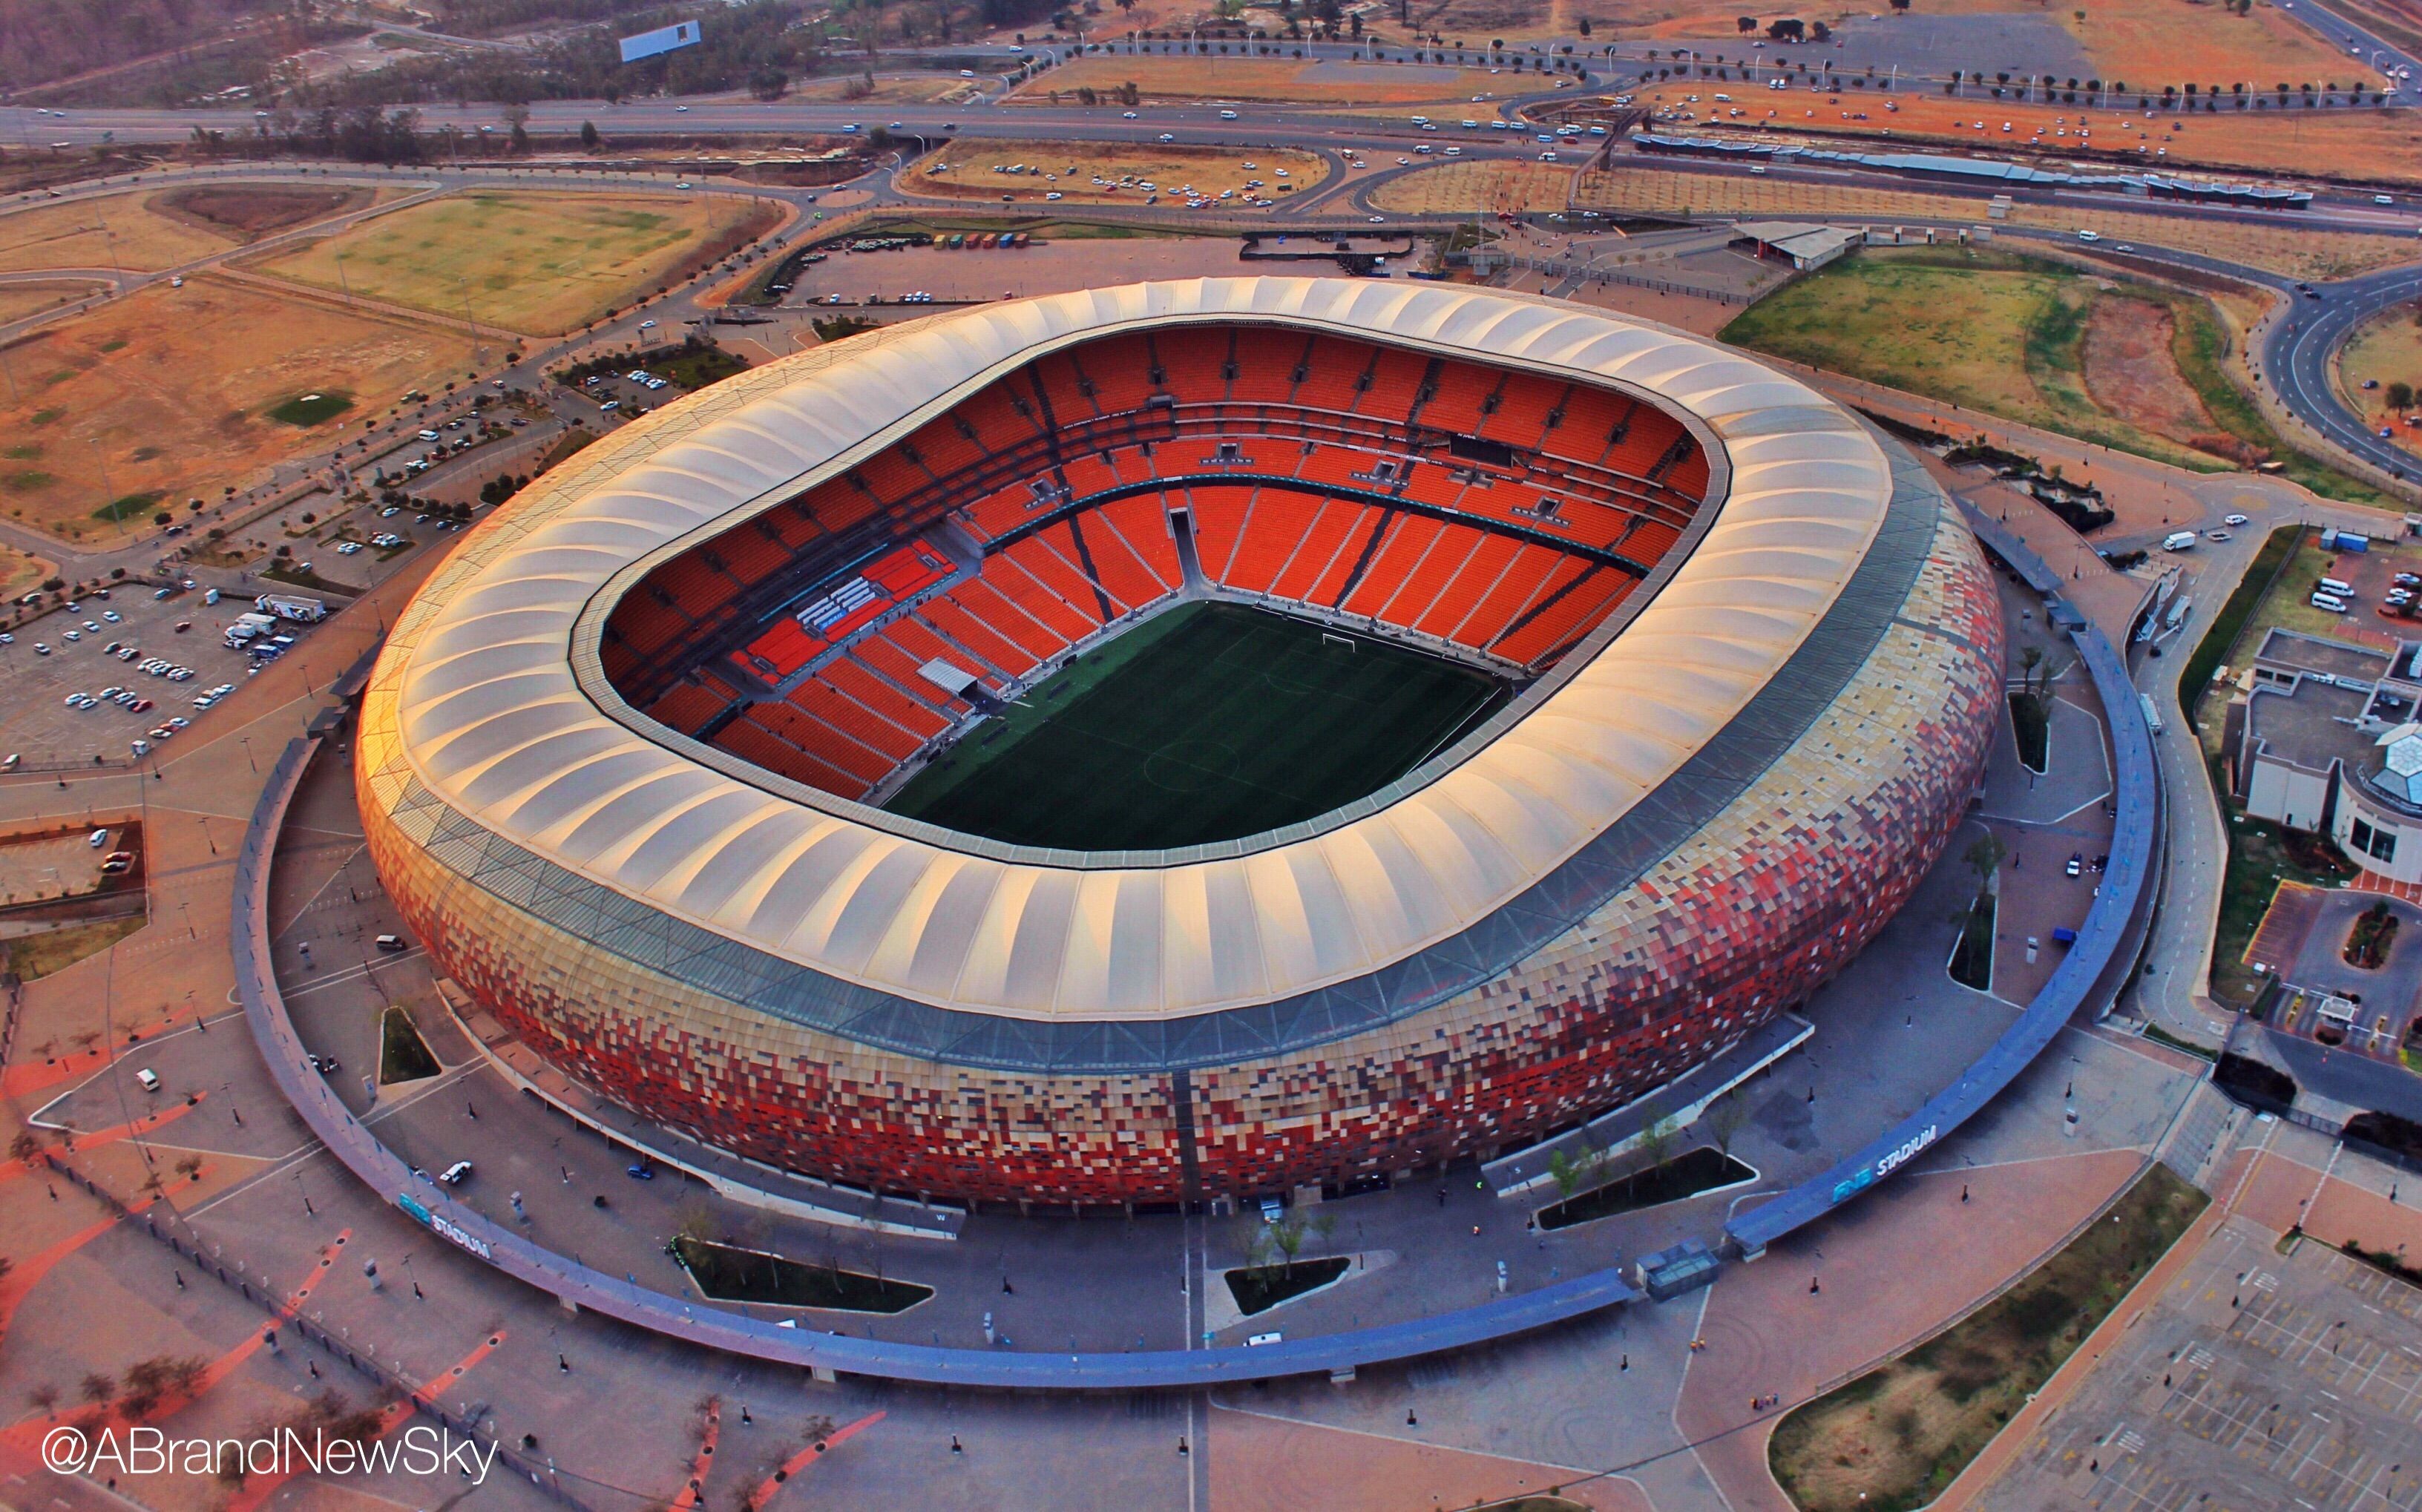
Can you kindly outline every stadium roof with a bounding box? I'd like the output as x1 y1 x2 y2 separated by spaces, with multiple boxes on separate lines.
365 278 1896 1024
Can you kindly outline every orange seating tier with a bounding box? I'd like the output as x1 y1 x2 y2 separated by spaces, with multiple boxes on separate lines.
982 553 1097 643
1002 530 1113 624
821 657 948 739
918 597 1040 676
1341 513 1445 619
954 575 1070 660
784 679 922 763
1094 496 1182 591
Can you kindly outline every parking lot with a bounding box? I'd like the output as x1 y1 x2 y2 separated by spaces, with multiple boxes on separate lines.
0 576 331 771
1976 1215 2422 1512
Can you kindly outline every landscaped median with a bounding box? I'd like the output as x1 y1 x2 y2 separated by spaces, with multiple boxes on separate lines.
1766 1165 2207 1512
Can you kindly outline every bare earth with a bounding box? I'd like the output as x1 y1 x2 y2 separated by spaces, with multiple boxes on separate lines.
0 275 469 543
2080 295 2219 453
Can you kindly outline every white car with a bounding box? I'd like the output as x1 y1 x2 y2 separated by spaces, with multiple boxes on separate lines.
638 319 657 330
2223 513 2248 526
1159 133 1175 142
337 542 362 554
1123 111 1138 119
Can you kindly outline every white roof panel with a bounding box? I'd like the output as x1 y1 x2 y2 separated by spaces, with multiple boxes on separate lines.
360 278 1895 1023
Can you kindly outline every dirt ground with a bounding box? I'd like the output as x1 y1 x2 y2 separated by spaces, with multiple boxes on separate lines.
150 183 375 241
1638 82 2422 186
916 139 1327 206
1371 159 1578 213
2082 294 2220 450
251 188 778 336
1566 167 2421 279
2336 300 2422 464
1008 56 1515 107
0 191 239 275
788 71 985 105
0 279 104 323
0 275 468 544
1585 0 2381 80
0 542 51 600
1209 1405 1647 1512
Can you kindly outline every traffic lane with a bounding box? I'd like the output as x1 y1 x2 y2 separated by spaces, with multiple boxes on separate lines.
2268 272 2422 481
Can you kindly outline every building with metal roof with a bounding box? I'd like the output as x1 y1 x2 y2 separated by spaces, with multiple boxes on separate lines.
358 278 2004 1207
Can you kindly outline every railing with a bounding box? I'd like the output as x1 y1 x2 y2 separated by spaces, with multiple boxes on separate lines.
233 735 1644 1388
38 1155 592 1510
1725 499 2164 1255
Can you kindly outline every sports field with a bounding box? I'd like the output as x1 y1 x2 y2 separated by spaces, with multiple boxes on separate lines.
252 189 779 335
0 191 240 275
885 602 1506 851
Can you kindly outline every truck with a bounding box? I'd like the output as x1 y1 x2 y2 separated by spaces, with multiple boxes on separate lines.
2139 692 2164 735
255 594 326 623
2161 531 2197 551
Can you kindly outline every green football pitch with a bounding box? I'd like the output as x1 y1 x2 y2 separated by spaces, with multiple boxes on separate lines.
884 602 1508 851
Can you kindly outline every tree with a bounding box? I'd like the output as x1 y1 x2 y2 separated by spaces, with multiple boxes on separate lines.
79 1373 115 1407
1963 831 2009 893
1811 20 1831 41
1706 1091 1750 1159
580 120 600 148
2388 381 2413 410
1737 14 1757 32
1633 1115 1678 1200
27 1383 58 1416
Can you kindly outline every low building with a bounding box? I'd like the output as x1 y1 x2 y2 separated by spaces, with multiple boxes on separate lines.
2230 628 2422 879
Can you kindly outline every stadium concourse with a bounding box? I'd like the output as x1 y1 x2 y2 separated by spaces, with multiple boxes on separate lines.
358 277 2006 1211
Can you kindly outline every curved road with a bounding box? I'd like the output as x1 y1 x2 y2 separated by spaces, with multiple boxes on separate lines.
2268 263 2422 485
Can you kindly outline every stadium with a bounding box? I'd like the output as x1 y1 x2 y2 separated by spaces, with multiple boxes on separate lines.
356 277 2006 1209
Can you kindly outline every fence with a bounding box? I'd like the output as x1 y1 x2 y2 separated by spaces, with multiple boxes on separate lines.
37 1154 592 1511
1451 249 1758 305
232 734 1644 1390
1725 488 2165 1255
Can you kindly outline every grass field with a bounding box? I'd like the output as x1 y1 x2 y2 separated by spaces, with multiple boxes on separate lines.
1010 56 1514 108
1564 168 2422 280
0 275 465 542
252 190 778 335
0 280 105 323
1636 83 2422 185
885 602 1506 851
0 191 239 275
1723 246 2222 467
1768 1164 2208 1512
918 139 1327 206
2337 301 2422 464
0 914 145 981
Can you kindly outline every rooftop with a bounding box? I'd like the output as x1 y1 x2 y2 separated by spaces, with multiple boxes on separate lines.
2244 676 2379 780
2253 627 2389 686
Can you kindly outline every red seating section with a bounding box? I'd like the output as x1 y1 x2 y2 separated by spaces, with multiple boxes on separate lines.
608 324 1727 805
